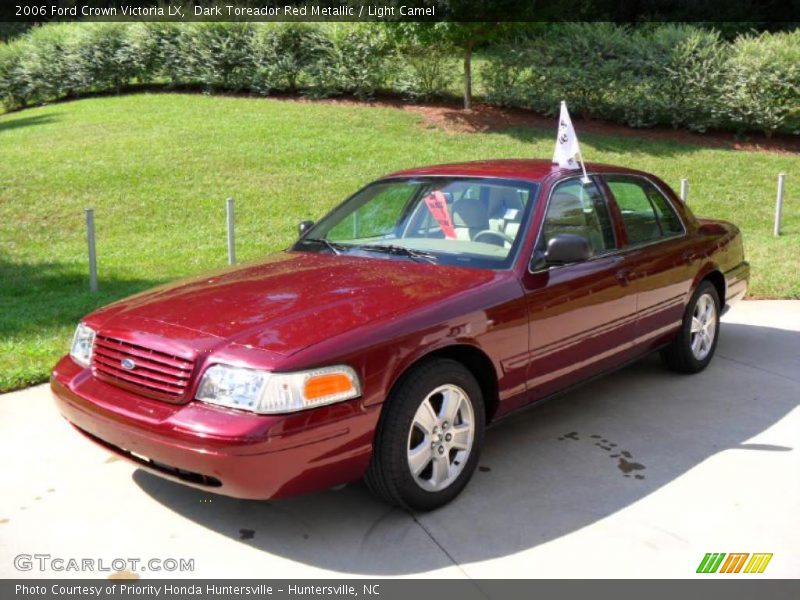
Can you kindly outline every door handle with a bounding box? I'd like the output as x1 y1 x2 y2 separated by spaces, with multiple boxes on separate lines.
615 269 634 286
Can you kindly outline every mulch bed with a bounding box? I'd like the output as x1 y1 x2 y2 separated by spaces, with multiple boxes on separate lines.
285 95 800 156
14 85 799 155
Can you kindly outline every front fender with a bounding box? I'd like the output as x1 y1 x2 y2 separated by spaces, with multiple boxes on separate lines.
380 333 500 409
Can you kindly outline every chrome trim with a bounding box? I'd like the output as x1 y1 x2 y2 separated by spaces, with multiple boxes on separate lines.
604 232 686 256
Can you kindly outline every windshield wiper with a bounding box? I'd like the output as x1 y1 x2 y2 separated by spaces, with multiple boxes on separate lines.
354 244 438 264
302 237 349 255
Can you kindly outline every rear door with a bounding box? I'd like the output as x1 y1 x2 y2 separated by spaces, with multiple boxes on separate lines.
517 176 638 408
601 174 695 352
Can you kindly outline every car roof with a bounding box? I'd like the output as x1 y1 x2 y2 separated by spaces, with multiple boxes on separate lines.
384 159 648 183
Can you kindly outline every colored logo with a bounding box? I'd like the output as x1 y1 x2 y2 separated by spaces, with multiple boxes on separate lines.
120 358 136 370
697 553 773 574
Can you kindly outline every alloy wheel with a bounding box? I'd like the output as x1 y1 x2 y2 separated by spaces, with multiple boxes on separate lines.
406 384 475 492
690 292 717 361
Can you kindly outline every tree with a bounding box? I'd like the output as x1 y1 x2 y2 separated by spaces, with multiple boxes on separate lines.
389 22 508 109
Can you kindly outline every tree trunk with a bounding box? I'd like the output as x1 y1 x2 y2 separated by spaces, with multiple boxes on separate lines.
463 45 473 110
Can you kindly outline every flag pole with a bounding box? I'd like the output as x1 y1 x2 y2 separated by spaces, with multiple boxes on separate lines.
578 151 590 184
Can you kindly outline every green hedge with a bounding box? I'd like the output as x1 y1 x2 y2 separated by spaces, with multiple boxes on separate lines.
1 22 798 135
723 30 800 135
483 23 800 135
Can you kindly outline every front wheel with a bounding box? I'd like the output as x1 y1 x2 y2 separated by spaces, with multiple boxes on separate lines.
661 281 721 373
365 358 485 511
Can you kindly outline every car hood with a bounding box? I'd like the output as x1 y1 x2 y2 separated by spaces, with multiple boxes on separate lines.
89 251 497 357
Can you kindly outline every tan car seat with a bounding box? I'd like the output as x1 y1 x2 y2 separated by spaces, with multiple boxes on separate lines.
452 198 490 241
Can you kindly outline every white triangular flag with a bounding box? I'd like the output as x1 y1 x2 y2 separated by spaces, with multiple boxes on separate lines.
553 101 581 169
552 101 590 183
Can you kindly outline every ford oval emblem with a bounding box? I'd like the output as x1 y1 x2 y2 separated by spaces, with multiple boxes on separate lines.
120 358 136 370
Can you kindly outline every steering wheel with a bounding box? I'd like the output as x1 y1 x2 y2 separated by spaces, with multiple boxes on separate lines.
473 229 514 247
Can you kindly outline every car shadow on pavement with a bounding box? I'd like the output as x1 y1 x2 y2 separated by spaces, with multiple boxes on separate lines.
134 322 799 575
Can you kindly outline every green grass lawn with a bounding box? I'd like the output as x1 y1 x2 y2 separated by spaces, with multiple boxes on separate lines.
1 93 798 392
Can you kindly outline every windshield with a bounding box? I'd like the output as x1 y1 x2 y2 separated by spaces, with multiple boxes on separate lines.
293 177 539 269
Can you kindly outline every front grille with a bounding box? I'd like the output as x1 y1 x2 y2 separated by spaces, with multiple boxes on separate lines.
92 335 194 402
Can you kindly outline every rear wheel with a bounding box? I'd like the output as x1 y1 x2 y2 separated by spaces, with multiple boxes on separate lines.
661 281 721 373
365 358 485 511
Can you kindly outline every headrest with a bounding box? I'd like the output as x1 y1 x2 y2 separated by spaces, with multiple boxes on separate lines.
452 199 489 229
489 187 524 213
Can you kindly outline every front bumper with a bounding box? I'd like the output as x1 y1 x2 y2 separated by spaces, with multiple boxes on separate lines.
51 356 379 499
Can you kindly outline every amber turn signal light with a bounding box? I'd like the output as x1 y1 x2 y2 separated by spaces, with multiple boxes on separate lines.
304 372 356 401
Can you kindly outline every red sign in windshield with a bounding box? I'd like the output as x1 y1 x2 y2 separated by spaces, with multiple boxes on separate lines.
423 191 457 239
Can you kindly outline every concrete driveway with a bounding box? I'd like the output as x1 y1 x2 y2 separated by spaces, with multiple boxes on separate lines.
1 300 798 579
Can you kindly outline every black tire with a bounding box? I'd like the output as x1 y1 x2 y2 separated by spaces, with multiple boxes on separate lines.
660 281 721 374
365 358 485 511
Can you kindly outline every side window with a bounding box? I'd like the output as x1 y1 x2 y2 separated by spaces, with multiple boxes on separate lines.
606 176 683 245
541 179 615 256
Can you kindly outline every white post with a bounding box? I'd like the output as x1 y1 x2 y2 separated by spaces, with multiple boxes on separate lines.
85 208 98 293
680 178 688 202
226 198 236 265
774 173 785 237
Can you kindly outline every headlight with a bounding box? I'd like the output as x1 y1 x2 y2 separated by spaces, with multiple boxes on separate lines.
70 323 96 367
195 364 361 414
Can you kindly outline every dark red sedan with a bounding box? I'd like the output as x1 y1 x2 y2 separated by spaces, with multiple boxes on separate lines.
52 159 749 510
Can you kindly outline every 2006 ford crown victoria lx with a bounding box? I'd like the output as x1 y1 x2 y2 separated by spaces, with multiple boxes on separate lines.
52 159 749 510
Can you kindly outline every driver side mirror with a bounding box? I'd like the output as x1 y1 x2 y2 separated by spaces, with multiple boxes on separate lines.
298 220 314 237
544 234 591 265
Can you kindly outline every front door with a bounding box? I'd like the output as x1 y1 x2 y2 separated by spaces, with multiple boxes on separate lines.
517 176 638 408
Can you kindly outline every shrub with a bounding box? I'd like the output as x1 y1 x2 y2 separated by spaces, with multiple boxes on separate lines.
117 22 165 85
722 30 800 136
483 23 636 119
179 22 255 92
15 23 83 104
0 41 26 110
315 24 394 99
250 23 332 95
481 22 800 135
547 23 636 119
142 22 183 85
613 24 727 131
482 40 533 108
653 25 727 131
395 41 456 101
73 23 140 94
